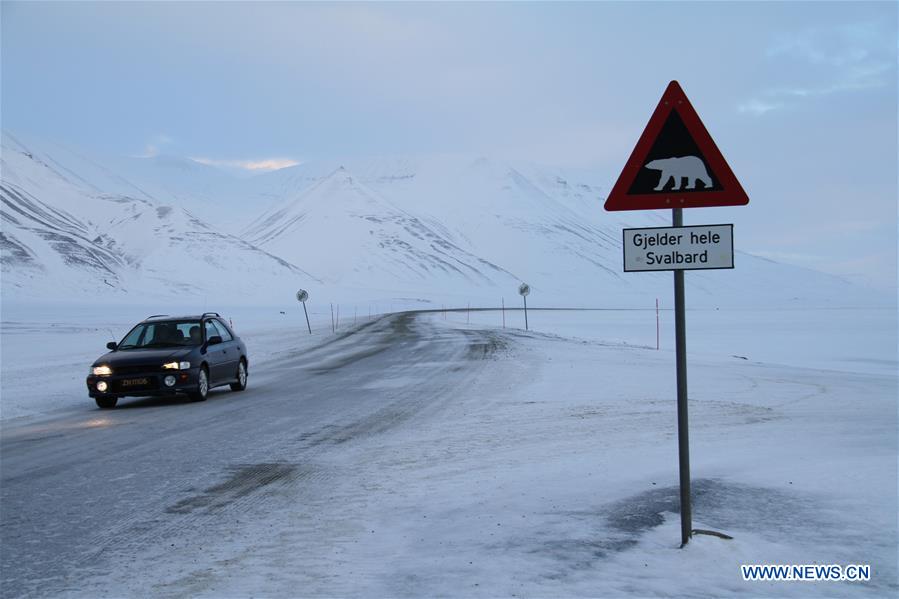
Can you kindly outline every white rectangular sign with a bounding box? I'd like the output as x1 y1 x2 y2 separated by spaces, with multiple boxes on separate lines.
623 224 734 272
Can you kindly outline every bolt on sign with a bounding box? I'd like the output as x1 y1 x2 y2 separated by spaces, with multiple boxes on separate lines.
604 80 748 211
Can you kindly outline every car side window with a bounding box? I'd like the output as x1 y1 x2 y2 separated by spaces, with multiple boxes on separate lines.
204 320 220 341
214 319 233 341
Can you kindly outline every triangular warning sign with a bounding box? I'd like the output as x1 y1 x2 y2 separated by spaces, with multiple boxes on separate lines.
604 81 749 211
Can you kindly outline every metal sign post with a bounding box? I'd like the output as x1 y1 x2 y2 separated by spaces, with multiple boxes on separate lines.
518 283 530 331
619 217 734 547
672 209 692 547
296 289 311 334
603 81 749 547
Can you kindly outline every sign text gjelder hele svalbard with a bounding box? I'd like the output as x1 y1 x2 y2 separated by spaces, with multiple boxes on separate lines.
623 224 734 272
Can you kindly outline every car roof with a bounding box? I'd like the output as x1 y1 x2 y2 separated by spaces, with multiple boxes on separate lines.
142 313 222 322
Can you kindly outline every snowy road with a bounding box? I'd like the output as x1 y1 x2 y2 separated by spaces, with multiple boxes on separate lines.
1 310 895 597
0 313 507 598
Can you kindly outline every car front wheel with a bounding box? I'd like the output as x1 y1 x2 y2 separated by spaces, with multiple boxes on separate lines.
95 396 117 409
230 360 247 392
189 367 209 402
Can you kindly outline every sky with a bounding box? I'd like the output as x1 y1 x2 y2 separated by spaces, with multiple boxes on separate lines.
2 1 897 290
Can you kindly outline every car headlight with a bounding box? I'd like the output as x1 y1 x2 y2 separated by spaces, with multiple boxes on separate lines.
92 365 112 376
162 361 191 370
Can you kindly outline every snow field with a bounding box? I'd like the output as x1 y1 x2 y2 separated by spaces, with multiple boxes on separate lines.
451 306 898 376
313 318 896 597
19 306 893 597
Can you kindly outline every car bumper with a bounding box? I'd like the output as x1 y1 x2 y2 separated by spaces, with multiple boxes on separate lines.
86 368 200 398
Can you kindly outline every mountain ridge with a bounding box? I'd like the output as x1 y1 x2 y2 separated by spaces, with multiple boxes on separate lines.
1 131 887 308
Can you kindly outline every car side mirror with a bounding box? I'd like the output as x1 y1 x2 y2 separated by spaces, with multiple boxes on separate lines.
106 341 118 350
207 335 223 346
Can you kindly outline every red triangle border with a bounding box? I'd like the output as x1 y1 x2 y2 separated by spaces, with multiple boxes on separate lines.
604 81 749 211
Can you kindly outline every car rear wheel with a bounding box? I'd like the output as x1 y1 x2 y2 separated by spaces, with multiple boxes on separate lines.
95 396 117 409
189 366 209 402
230 359 247 392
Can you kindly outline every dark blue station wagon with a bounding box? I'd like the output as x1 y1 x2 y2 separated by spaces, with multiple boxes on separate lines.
86 313 248 409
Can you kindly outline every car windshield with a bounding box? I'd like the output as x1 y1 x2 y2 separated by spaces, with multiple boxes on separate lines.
118 320 203 349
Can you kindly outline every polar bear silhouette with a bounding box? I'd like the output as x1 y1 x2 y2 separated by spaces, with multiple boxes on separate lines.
644 156 712 191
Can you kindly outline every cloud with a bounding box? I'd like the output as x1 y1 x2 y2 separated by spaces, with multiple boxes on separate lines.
765 21 889 67
739 21 895 115
136 133 173 157
763 60 892 98
737 99 784 116
190 157 301 172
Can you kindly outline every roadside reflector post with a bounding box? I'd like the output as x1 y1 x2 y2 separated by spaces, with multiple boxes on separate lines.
656 298 660 350
296 289 311 334
523 296 528 330
518 283 530 331
303 303 311 334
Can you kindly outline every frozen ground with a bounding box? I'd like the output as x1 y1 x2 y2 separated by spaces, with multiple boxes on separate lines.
454 306 898 376
0 305 896 597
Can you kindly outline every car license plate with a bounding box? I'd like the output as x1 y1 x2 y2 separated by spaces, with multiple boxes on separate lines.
121 378 149 387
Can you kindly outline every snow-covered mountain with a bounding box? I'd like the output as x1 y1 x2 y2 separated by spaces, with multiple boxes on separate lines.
244 155 878 307
1 132 882 308
243 166 518 292
1 133 315 302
